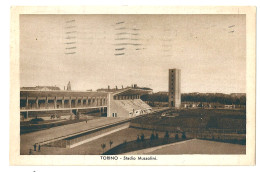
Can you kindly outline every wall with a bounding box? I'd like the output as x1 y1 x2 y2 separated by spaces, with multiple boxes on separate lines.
108 93 129 118
44 121 130 148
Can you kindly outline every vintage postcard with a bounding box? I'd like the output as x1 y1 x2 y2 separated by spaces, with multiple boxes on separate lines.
10 6 256 165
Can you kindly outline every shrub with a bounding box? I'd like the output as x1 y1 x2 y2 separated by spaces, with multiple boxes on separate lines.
30 118 44 124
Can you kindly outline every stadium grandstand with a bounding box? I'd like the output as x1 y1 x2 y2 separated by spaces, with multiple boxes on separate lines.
97 84 153 94
107 86 152 118
20 84 152 119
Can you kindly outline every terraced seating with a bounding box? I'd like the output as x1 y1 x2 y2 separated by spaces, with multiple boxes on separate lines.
115 99 152 116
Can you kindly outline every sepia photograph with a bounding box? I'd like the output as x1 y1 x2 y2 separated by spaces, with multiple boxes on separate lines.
10 6 256 165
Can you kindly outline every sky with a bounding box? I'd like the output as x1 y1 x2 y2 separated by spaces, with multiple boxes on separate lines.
20 14 246 93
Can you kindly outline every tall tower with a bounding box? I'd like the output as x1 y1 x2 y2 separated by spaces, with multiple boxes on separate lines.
169 69 181 108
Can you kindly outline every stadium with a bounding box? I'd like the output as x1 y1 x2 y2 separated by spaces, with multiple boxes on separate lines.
20 84 152 120
19 69 246 155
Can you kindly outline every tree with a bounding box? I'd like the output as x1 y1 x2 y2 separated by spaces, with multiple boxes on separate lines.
164 131 170 143
150 133 155 141
182 132 186 139
164 131 169 140
101 143 106 154
175 134 179 140
137 135 140 142
109 140 113 149
240 96 246 105
155 132 159 140
140 133 145 142
181 93 247 105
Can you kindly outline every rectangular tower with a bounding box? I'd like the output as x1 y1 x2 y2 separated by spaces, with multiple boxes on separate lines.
169 69 181 108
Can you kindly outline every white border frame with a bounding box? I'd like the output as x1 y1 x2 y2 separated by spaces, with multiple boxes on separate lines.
10 6 256 166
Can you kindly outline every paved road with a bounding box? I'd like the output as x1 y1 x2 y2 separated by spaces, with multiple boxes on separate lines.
20 117 126 154
125 139 246 154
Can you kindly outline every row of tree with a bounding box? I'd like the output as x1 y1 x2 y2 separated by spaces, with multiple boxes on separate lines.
101 140 113 153
141 93 246 105
137 131 186 142
101 131 187 154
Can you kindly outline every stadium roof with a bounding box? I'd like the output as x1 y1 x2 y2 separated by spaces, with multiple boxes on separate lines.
20 90 107 98
112 88 152 96
21 86 61 91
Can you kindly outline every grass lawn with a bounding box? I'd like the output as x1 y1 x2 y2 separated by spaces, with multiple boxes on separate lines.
103 137 188 155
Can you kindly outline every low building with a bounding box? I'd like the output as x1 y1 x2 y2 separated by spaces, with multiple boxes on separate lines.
224 104 236 109
21 86 61 91
157 91 169 96
97 84 153 95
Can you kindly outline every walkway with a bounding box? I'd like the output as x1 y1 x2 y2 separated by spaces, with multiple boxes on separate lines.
20 117 126 154
124 139 246 154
